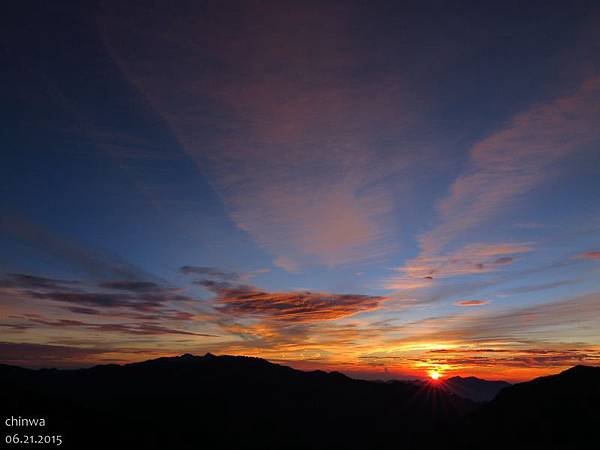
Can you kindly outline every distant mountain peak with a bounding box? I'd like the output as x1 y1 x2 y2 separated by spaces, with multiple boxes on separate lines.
561 364 598 375
441 375 510 402
446 375 506 383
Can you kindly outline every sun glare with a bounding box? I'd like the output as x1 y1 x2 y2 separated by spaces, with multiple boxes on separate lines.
429 370 441 380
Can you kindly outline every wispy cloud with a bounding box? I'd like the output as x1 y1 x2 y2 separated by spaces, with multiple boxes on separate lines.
355 292 600 379
0 342 117 368
179 266 241 282
0 273 80 290
13 313 215 337
2 269 385 367
423 346 600 372
418 76 600 256
203 292 600 380
100 1 438 270
0 342 175 368
394 292 600 345
3 268 599 378
214 288 383 323
98 281 166 292
387 242 532 289
180 265 385 323
497 279 581 296
0 272 215 341
454 300 489 307
385 75 600 302
0 214 152 280
579 251 600 260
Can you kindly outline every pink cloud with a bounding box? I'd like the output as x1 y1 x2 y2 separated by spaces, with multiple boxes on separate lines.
387 242 531 289
209 285 384 323
392 292 600 346
419 76 600 256
386 76 600 294
579 251 600 260
100 1 428 270
454 299 489 307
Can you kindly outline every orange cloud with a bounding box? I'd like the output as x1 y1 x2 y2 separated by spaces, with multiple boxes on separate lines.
454 300 489 307
213 287 384 323
5 269 600 380
395 292 600 346
179 265 385 323
579 251 600 260
419 346 600 381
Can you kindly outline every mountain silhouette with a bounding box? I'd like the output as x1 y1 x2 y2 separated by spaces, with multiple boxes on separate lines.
1 355 597 450
440 375 510 401
452 365 600 449
1 353 473 450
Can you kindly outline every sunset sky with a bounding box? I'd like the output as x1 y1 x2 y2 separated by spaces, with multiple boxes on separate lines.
2 0 599 381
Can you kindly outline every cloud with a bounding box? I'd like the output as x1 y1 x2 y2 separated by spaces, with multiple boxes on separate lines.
0 272 221 344
0 214 152 280
387 242 532 289
424 347 600 370
492 257 513 265
179 266 241 281
209 284 384 323
65 306 101 315
0 273 188 312
202 289 600 379
180 265 385 323
353 293 600 379
100 1 437 270
3 268 597 376
386 75 600 307
0 323 34 331
0 342 181 368
0 273 79 290
579 251 600 260
274 256 301 273
454 300 489 307
397 292 600 345
9 313 216 338
99 280 164 292
0 342 116 368
29 290 185 311
0 269 384 358
418 76 600 256
497 279 581 296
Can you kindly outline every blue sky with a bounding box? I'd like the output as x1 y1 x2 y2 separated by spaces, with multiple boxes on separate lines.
1 0 599 380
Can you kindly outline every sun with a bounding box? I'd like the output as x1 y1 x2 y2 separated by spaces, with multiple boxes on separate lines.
428 370 441 381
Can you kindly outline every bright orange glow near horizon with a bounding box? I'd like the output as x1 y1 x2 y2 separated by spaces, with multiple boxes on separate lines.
428 370 441 380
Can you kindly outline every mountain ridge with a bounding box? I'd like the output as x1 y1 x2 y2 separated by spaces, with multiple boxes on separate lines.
1 353 474 450
440 374 511 401
1 354 598 450
453 364 600 449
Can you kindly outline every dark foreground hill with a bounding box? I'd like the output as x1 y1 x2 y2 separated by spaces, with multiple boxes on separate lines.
1 355 598 450
452 365 600 450
1 354 473 450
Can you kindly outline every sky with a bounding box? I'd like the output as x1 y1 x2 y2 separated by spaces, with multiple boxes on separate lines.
1 0 599 381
